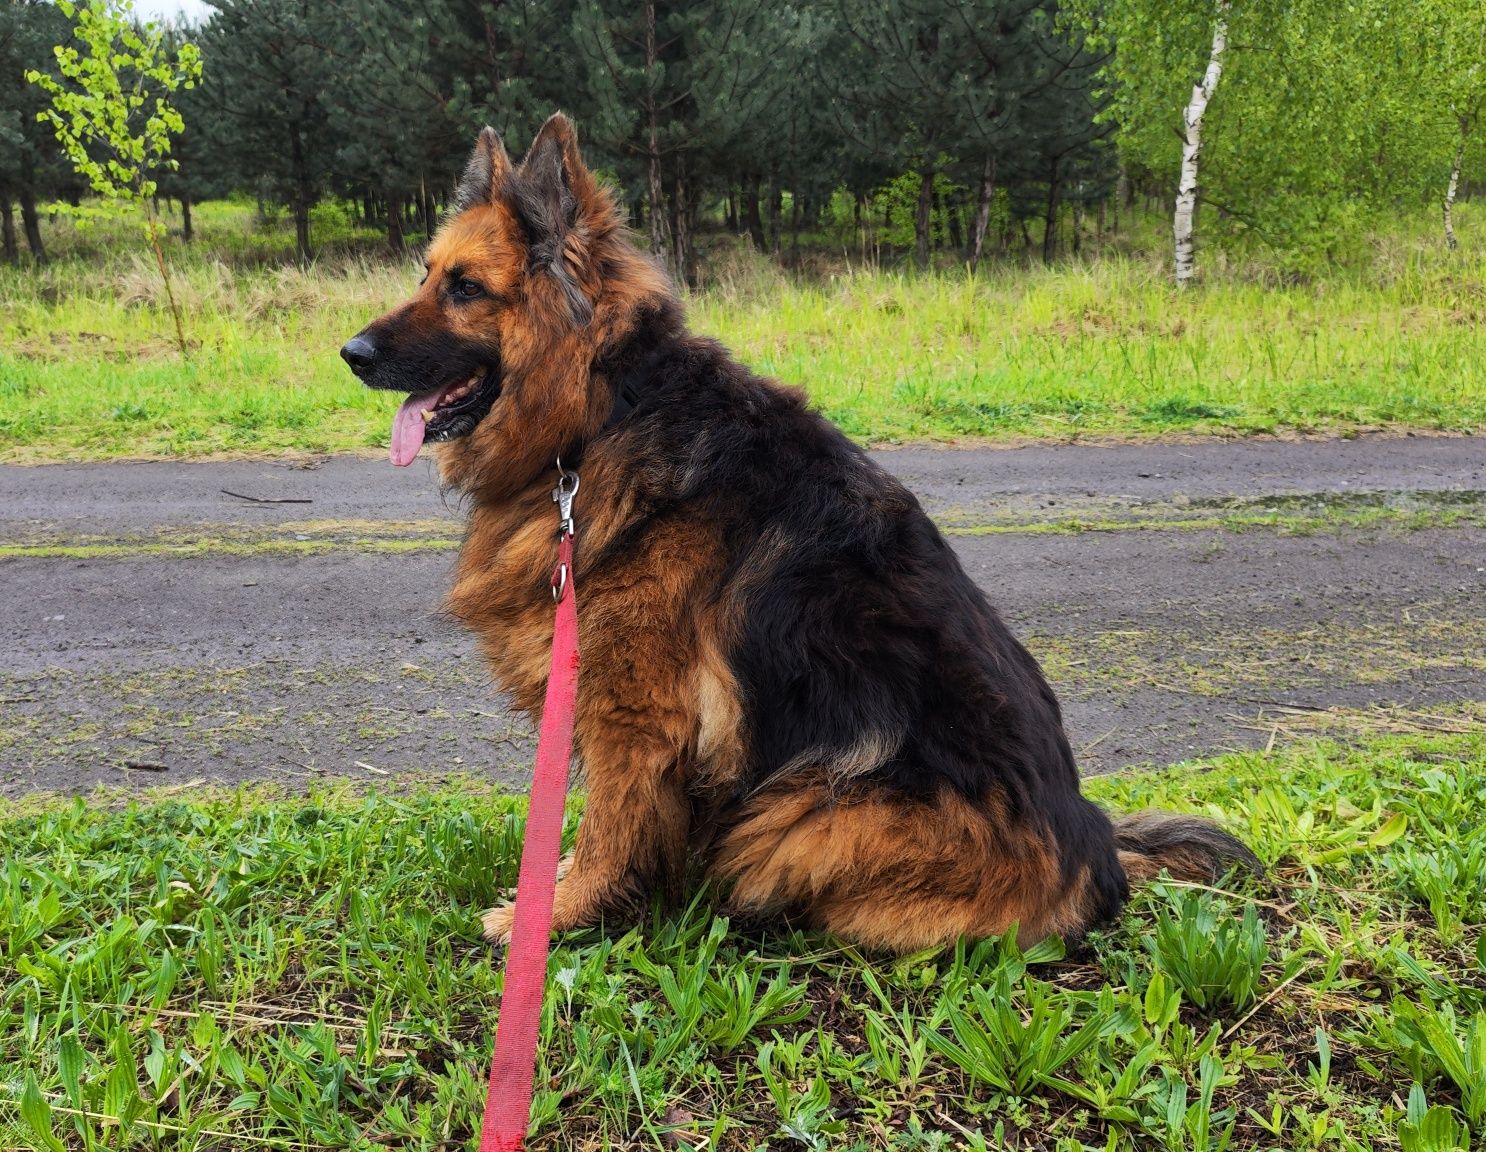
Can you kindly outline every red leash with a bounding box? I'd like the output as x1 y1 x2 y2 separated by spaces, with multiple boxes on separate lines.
478 467 582 1152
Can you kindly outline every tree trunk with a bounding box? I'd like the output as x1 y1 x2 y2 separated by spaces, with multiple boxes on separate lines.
914 164 934 269
181 193 193 242
671 167 690 288
2 198 16 263
647 151 667 268
295 204 311 265
19 187 44 262
644 0 669 271
933 189 948 250
289 124 312 265
969 155 996 270
1042 160 1060 265
768 179 782 258
387 195 405 250
1174 1 1229 286
743 174 765 252
1444 118 1467 250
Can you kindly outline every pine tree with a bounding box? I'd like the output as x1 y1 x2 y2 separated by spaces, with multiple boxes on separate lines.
0 0 70 262
327 0 571 250
994 2 1114 263
196 0 337 264
572 0 787 282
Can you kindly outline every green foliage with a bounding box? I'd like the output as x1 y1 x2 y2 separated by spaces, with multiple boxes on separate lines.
1378 761 1486 942
0 1 71 262
1399 1083 1473 1152
2 730 1484 1148
25 0 200 211
1143 887 1268 1013
1360 1001 1486 1124
25 0 200 350
931 967 1130 1097
1389 830 1486 944
1063 0 1486 274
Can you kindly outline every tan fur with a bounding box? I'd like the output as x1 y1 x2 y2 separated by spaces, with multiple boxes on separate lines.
464 504 730 940
764 730 904 795
692 636 746 794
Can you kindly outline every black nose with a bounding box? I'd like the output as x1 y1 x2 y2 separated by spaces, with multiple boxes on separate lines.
340 334 377 375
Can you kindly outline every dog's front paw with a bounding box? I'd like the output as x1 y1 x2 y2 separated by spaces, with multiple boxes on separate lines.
481 903 517 945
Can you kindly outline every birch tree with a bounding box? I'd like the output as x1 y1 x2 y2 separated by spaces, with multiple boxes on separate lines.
1065 0 1248 283
1172 2 1226 284
1064 0 1435 278
1413 0 1486 249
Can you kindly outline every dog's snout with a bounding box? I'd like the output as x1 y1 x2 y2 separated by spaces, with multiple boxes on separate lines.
340 334 378 375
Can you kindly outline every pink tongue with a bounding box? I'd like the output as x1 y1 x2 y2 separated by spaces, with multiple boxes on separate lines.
390 388 447 467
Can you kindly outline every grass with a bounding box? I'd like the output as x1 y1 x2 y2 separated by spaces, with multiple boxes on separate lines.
4 200 1486 462
3 731 1484 1151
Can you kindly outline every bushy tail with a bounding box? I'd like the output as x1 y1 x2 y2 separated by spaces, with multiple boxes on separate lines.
1113 810 1262 886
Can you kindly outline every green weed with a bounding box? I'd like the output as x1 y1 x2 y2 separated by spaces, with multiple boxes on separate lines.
1143 888 1270 1014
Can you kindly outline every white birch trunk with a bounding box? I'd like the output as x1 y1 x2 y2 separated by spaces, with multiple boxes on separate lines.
1444 120 1466 251
1174 1 1229 286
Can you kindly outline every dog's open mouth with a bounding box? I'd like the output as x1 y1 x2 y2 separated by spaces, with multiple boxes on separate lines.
390 367 500 467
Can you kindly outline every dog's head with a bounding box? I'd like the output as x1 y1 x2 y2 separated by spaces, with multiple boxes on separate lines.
341 114 670 492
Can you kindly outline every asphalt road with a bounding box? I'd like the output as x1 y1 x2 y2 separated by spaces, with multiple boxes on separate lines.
3 435 1482 797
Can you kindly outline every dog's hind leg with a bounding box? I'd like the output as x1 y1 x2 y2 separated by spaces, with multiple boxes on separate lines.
711 781 1082 953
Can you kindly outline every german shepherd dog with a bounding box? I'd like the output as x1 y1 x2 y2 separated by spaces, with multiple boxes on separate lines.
340 115 1258 953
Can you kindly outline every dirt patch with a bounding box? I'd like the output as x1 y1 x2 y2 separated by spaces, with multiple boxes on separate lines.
3 438 1483 794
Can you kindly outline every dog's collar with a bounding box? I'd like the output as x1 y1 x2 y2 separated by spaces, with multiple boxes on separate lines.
559 345 669 470
600 345 669 434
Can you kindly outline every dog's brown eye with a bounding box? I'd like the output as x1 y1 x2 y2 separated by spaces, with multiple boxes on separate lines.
453 279 483 299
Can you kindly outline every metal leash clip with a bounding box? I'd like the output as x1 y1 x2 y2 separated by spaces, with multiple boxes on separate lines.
552 458 579 539
551 458 580 602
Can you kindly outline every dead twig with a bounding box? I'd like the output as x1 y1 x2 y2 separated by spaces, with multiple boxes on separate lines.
117 760 170 772
221 489 313 504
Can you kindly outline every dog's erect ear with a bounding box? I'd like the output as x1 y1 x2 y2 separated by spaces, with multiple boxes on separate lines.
513 113 593 323
515 113 585 241
454 126 511 212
